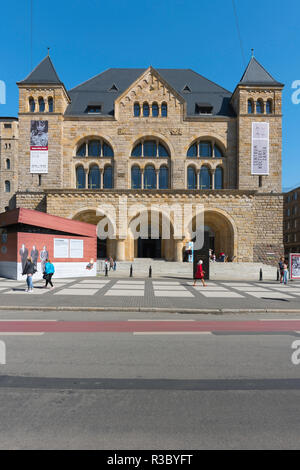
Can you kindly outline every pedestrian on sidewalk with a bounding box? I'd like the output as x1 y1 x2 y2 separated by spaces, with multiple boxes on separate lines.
109 256 114 271
283 261 289 285
44 259 55 289
193 259 207 287
278 256 285 283
22 256 36 292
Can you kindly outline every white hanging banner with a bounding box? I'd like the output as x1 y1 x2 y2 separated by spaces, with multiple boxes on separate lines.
30 120 48 174
251 122 269 175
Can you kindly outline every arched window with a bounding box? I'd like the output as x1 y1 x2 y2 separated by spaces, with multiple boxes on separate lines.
76 143 86 157
144 140 157 157
76 166 86 189
161 102 167 117
159 166 169 189
38 97 45 113
76 139 114 158
88 140 101 157
266 99 272 114
131 143 142 157
29 97 35 112
131 140 170 158
215 167 224 189
48 97 54 112
131 165 141 189
103 142 114 157
6 159 10 170
187 143 197 158
200 166 211 189
248 99 254 114
158 143 169 157
103 166 113 189
88 165 100 189
199 141 212 158
256 99 264 114
214 144 223 158
134 103 140 117
152 102 159 117
143 102 150 117
187 167 196 189
144 165 156 189
5 181 10 193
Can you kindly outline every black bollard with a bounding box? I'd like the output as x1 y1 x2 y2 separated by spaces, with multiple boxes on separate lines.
105 264 108 277
277 269 279 281
259 268 263 281
130 264 133 277
149 265 152 278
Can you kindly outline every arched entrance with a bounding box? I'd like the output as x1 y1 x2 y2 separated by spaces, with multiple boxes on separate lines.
72 209 114 260
128 209 175 261
189 209 237 261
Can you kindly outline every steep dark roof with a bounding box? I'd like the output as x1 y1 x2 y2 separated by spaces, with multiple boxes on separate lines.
65 68 235 117
239 57 283 86
18 56 62 85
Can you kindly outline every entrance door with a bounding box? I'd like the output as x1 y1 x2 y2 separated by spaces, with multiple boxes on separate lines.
137 238 161 258
97 238 107 259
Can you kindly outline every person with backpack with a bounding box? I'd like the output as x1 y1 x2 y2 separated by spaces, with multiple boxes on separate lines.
43 259 55 289
22 256 36 293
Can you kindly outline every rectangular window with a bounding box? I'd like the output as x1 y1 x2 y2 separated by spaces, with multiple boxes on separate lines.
4 124 12 128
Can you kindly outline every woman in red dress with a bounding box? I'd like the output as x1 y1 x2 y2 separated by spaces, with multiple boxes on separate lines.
193 259 207 287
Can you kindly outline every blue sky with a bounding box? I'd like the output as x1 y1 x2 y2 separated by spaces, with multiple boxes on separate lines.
0 0 299 190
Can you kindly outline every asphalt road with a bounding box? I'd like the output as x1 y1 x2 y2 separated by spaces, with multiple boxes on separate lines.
0 310 300 450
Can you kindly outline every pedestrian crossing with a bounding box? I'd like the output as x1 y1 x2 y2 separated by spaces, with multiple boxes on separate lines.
0 278 300 301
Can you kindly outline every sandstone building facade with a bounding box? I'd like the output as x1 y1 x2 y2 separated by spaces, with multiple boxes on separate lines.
0 55 285 263
284 186 300 255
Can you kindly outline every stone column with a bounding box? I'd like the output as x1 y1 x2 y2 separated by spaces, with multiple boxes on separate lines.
141 169 144 189
115 238 126 261
174 239 184 262
211 169 215 190
100 169 103 189
156 169 159 189
196 169 200 190
84 168 88 189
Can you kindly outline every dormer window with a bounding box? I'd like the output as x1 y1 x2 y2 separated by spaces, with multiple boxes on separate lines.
195 103 213 114
108 84 118 92
86 105 102 114
182 85 191 93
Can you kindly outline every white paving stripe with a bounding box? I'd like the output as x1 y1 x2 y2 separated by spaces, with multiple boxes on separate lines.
117 281 145 284
221 283 253 287
110 285 145 290
54 289 98 296
199 291 244 298
105 290 144 296
0 319 57 322
152 282 180 285
154 291 194 297
0 332 45 336
153 286 187 291
192 286 228 291
246 292 294 299
128 319 195 322
4 289 49 295
69 284 107 289
79 280 110 284
233 287 271 292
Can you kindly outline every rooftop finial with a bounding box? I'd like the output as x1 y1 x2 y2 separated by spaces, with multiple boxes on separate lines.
251 48 254 58
47 47 50 57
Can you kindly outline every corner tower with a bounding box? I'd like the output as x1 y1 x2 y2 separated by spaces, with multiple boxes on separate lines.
17 55 70 192
231 56 284 192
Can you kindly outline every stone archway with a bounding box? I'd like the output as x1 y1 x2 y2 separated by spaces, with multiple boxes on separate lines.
72 209 116 259
189 208 237 261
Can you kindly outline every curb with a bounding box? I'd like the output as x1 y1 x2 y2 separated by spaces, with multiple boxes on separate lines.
0 306 300 314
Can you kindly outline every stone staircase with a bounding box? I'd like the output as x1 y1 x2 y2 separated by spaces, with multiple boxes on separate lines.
97 259 278 280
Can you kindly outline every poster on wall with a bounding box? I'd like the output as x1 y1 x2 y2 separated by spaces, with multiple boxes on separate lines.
290 253 300 280
251 122 269 175
70 239 84 258
30 120 48 173
54 239 69 258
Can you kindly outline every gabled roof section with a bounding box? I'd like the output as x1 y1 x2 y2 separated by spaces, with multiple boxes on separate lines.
18 56 63 85
239 57 283 86
65 67 235 117
115 66 186 107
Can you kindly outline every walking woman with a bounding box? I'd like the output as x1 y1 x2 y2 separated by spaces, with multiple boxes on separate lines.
22 256 36 293
44 259 55 289
193 259 207 287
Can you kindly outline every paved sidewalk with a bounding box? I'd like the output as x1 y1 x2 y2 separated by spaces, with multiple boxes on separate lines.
0 277 300 311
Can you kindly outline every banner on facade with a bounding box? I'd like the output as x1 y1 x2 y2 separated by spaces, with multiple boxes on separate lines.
30 120 48 173
251 122 269 175
290 253 300 280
